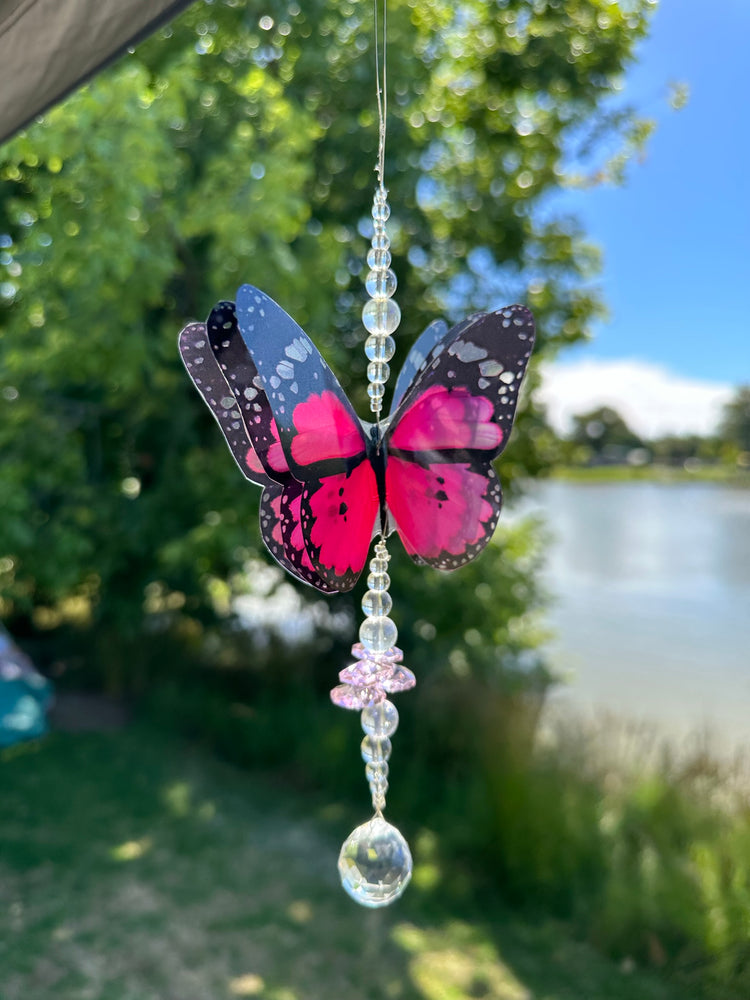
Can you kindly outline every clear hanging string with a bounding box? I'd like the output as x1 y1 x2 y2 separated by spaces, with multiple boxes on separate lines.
331 0 414 908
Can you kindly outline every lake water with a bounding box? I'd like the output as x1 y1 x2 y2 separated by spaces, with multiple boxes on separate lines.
514 481 750 752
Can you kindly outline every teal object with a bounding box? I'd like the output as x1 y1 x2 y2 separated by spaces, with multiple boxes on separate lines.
0 626 52 747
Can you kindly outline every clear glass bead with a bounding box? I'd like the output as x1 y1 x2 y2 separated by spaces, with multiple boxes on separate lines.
372 200 391 223
367 361 390 384
366 760 389 782
367 382 385 402
367 571 390 591
338 816 412 908
370 555 388 573
366 269 397 299
374 186 388 205
361 589 393 617
362 299 401 336
361 735 392 763
365 335 395 362
371 232 390 251
360 615 397 652
361 700 399 737
367 247 392 269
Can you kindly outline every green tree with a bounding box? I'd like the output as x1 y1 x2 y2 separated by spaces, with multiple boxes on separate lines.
569 405 643 462
719 385 750 452
0 0 654 675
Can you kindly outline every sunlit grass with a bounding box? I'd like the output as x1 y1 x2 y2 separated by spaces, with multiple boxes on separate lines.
0 726 688 1000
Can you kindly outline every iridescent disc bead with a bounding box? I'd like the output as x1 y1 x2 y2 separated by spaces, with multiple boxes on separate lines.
365 336 395 362
361 700 399 737
359 615 397 652
362 299 401 336
361 589 392 617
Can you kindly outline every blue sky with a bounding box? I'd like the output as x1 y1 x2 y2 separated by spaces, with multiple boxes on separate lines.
541 0 750 435
565 0 750 380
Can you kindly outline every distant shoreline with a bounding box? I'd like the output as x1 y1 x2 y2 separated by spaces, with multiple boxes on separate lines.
548 465 750 486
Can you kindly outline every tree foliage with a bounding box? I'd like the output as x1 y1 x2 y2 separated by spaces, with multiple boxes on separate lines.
0 0 654 661
719 385 750 453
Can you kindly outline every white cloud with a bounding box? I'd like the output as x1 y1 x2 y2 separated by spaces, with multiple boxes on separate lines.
538 358 735 439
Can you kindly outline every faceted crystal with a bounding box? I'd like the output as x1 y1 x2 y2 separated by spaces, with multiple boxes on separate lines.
350 642 402 663
338 816 412 908
339 659 392 687
361 589 392 617
360 615 397 652
362 298 401 336
361 700 399 737
366 268 397 299
330 683 385 711
367 360 390 384
361 735 392 763
383 665 417 694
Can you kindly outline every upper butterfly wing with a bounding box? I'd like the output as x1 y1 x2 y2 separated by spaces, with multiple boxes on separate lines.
389 313 485 415
390 319 448 414
235 285 379 592
180 310 335 593
178 321 273 487
384 306 535 570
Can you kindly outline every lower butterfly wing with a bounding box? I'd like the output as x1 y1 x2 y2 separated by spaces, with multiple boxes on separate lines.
235 285 379 591
179 314 335 593
259 483 339 593
384 306 535 570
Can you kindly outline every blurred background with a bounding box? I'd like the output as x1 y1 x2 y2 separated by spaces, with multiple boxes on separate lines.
1 1 748 998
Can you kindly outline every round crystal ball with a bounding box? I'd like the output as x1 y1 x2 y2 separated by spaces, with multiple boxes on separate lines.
361 700 399 737
338 815 412 908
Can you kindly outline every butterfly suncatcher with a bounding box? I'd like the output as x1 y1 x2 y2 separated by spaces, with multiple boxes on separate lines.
177 0 536 909
179 286 535 595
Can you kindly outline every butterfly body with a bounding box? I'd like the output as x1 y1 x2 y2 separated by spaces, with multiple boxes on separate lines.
179 286 535 594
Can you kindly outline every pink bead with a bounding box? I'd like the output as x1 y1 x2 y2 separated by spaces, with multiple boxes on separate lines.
383 666 416 694
330 684 386 711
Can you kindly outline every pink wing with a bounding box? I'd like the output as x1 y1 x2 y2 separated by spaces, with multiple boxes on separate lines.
181 303 336 593
235 286 380 592
384 307 535 570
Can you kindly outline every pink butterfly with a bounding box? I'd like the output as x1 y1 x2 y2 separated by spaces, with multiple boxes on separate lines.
179 286 535 594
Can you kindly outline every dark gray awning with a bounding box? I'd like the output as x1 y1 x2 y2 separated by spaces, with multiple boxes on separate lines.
0 0 194 146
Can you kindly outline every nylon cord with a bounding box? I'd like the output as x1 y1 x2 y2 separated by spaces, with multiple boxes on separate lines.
374 0 387 186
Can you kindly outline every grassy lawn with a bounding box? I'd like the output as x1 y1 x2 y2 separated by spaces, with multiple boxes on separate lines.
0 725 690 1000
